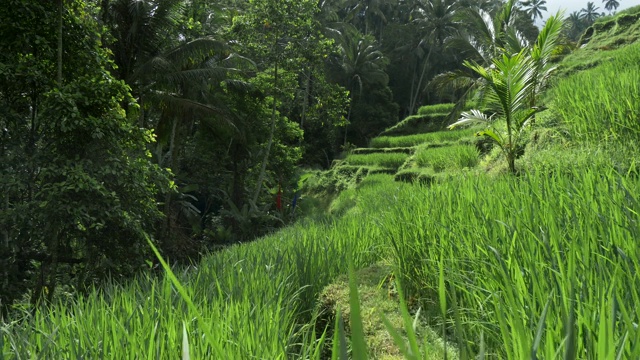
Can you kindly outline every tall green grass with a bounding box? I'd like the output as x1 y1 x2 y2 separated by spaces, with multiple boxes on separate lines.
413 144 479 172
1 179 410 358
554 42 640 143
417 103 456 116
344 152 409 169
370 128 477 148
380 166 640 358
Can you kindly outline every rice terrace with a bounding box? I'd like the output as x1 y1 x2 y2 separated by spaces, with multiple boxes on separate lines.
2 0 640 359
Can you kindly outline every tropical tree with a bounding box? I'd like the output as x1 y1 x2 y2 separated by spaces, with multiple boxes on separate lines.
447 13 564 173
448 52 544 173
431 0 525 115
603 0 620 14
232 0 332 207
328 25 390 144
580 2 601 24
343 0 396 40
520 0 547 21
100 0 184 87
566 11 588 40
407 0 460 115
0 0 166 309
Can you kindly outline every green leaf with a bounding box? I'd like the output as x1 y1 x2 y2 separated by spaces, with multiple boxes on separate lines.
347 256 368 360
182 322 190 360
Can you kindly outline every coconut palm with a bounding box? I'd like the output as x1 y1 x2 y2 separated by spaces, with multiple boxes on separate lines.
521 0 547 21
407 0 460 114
343 0 396 39
329 24 389 144
430 0 524 117
566 11 585 39
101 0 184 86
447 13 564 173
448 51 544 173
580 2 601 24
603 0 620 13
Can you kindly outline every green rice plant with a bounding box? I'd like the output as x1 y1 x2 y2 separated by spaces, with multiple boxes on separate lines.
1 181 406 358
1 175 419 358
413 144 479 172
379 165 640 359
380 114 446 137
370 128 477 148
553 42 640 144
417 103 456 116
343 152 409 169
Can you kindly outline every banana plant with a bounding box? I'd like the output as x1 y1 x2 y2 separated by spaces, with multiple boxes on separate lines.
448 50 546 173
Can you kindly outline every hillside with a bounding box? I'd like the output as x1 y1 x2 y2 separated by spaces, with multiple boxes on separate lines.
3 7 640 360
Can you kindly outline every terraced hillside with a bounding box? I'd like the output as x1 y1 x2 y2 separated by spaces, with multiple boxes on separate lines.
329 104 483 189
4 6 640 360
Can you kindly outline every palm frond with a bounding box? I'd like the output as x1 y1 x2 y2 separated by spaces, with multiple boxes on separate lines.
448 109 492 129
531 12 565 67
149 92 238 131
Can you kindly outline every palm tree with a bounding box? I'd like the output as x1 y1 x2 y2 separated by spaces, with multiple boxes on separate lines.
135 38 248 242
580 2 601 24
343 0 395 39
407 0 460 114
520 0 547 21
566 11 586 40
448 51 544 173
603 0 620 14
446 13 564 173
329 25 389 144
101 0 184 86
430 0 524 116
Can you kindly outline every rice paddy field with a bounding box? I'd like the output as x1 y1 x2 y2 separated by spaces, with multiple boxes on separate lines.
412 144 479 172
369 128 477 148
343 152 410 170
4 8 640 360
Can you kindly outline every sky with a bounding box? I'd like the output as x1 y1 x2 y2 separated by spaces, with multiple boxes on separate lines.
541 0 640 20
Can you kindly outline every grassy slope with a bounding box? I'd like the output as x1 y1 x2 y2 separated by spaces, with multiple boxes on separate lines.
3 9 640 359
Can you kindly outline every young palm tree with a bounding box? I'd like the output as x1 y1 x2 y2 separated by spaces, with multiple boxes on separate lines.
521 0 548 21
448 51 543 173
603 0 620 14
447 13 564 173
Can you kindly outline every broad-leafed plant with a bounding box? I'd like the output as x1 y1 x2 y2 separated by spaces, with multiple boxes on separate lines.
448 50 544 173
448 13 564 173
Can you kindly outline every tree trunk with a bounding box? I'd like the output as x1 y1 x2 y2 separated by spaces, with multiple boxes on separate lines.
300 67 311 131
252 61 279 208
508 154 516 174
57 0 63 87
343 98 353 147
408 46 433 115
